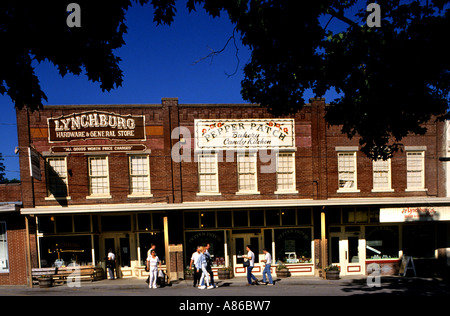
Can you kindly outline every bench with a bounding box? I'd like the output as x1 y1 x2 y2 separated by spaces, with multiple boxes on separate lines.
32 266 104 285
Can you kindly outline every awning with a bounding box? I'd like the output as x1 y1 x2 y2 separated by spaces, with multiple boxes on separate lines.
20 197 450 215
0 202 22 213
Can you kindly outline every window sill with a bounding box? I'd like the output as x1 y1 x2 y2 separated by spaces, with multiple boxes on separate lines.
236 191 260 195
274 190 298 195
337 189 360 193
405 188 428 192
196 192 222 196
45 196 71 201
371 189 394 193
86 195 112 200
127 194 153 198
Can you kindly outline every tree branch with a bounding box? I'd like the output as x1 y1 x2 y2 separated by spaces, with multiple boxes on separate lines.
192 26 240 77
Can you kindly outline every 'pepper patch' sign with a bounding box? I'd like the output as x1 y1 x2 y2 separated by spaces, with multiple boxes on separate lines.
195 119 295 150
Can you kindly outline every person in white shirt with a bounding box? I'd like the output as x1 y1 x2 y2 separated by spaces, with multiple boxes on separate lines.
243 245 258 285
195 246 213 289
146 250 161 289
107 249 116 280
262 248 274 285
189 246 202 287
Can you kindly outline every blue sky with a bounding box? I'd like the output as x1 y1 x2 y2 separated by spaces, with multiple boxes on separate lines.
0 3 253 180
0 2 351 180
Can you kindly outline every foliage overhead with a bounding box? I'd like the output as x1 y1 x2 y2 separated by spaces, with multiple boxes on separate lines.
1 0 450 159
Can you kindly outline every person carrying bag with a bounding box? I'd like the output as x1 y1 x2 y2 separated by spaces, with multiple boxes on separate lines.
146 250 161 289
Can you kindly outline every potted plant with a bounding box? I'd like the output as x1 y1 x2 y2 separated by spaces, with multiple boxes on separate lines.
217 266 233 280
38 275 53 288
276 262 291 278
324 265 340 280
184 267 195 280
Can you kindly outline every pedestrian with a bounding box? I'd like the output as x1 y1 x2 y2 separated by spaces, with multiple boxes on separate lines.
107 248 116 280
146 243 157 284
147 249 161 289
243 245 258 285
189 246 202 288
196 246 213 289
204 243 216 288
262 248 274 285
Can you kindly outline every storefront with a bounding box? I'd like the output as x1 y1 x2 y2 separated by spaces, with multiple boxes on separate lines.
183 208 315 277
327 206 450 276
34 212 167 278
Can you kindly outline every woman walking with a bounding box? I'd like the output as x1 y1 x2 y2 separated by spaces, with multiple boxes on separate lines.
195 246 214 290
146 250 161 289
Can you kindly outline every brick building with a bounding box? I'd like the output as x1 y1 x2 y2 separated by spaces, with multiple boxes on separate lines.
0 183 27 285
15 98 450 283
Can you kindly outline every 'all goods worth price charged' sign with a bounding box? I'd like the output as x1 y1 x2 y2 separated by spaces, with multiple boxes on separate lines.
195 119 295 151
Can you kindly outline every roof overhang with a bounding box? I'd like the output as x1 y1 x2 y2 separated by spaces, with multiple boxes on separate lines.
0 202 22 213
20 197 450 215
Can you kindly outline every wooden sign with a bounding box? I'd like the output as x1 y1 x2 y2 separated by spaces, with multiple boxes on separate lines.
47 111 146 143
51 144 147 153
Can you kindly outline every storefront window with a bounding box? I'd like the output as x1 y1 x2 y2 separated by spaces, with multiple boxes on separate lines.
403 224 436 258
101 215 131 232
185 231 225 266
343 208 369 223
366 226 399 259
217 211 232 228
39 235 92 267
297 209 312 225
138 213 152 231
152 213 164 230
234 211 248 227
200 212 215 228
266 209 280 226
0 222 9 273
250 210 264 227
281 209 296 226
274 228 312 263
74 215 91 232
56 216 73 233
184 212 199 229
38 216 55 233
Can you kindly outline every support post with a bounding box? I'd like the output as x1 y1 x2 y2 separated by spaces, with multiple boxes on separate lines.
321 208 326 279
164 216 171 284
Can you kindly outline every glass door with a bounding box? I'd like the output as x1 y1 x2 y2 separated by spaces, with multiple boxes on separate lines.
329 231 365 276
102 234 131 278
231 233 261 274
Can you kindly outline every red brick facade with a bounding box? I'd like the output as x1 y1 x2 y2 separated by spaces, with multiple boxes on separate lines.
10 98 449 282
0 183 28 285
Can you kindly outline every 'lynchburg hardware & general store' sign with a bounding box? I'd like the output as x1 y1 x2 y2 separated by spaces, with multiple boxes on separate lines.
47 111 146 142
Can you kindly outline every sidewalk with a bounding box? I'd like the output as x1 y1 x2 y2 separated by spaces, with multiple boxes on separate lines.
0 275 448 296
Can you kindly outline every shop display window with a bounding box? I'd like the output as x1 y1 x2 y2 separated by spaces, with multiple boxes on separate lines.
274 228 312 263
250 210 264 227
0 222 9 273
39 235 92 267
184 231 225 266
217 211 232 228
366 226 399 259
403 224 435 258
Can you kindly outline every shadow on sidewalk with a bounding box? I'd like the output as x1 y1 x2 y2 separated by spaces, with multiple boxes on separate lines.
341 276 450 296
